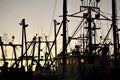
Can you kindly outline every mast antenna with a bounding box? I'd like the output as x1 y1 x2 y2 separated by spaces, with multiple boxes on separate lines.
3 33 9 58
80 0 100 55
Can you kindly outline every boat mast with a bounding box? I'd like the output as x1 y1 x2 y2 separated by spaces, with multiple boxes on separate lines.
112 0 118 66
80 0 100 55
38 37 41 64
87 6 92 55
0 37 6 64
20 19 28 67
62 0 67 79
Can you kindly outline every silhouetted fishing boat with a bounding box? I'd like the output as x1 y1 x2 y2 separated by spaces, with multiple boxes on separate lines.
0 18 58 80
0 0 120 80
54 0 120 80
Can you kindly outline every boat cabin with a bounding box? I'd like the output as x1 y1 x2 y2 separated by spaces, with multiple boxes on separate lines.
55 50 112 80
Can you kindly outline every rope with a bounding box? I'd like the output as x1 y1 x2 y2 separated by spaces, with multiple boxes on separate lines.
48 0 58 39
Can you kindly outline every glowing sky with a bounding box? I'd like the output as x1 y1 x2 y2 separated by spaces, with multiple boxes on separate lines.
0 0 120 44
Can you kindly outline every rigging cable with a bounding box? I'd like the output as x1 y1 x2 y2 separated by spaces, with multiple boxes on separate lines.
72 18 85 38
48 0 57 39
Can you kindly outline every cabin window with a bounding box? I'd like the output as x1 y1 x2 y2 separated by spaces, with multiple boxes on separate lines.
73 59 75 64
66 59 69 64
57 58 78 64
80 59 85 63
60 59 63 64
57 59 63 64
70 58 73 64
57 60 60 64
